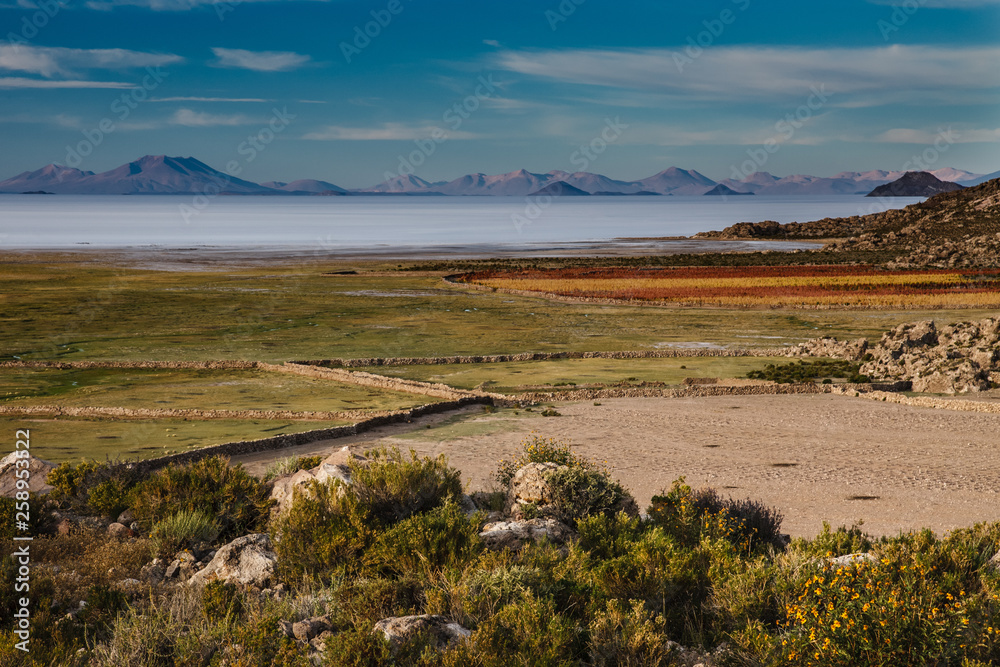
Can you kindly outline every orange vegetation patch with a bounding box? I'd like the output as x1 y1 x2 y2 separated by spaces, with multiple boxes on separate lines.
455 266 1000 308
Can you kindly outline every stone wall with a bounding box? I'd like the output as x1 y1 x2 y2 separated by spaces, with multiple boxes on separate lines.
0 404 395 422
510 381 910 403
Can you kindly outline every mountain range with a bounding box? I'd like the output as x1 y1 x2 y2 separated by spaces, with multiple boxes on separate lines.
1 155 996 197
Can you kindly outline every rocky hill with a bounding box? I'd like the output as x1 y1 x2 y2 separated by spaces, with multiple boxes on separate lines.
695 177 1000 268
866 171 964 197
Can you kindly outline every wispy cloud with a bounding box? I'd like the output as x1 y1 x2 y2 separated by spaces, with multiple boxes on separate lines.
875 127 1000 143
168 108 253 126
210 48 311 72
303 122 480 141
492 45 1000 105
152 96 273 103
0 45 181 78
0 77 133 88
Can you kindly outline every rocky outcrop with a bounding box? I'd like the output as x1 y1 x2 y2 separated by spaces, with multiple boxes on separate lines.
860 318 1000 394
478 518 576 551
0 452 55 497
788 337 869 361
509 462 563 506
373 615 471 650
187 533 277 588
866 171 964 198
270 446 368 514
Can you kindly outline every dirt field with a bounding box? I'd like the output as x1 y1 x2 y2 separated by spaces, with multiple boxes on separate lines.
233 393 1000 539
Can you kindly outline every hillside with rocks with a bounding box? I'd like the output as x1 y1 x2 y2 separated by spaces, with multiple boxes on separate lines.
695 177 1000 268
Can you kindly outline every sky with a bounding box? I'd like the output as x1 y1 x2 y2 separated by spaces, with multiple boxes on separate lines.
0 0 998 188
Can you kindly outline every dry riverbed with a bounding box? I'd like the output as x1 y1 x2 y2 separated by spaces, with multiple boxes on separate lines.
234 393 1000 539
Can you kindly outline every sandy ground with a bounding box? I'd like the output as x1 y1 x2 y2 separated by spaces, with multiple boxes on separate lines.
233 393 1000 539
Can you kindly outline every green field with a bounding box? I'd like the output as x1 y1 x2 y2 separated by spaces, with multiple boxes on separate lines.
0 367 439 413
2 258 995 362
5 416 350 463
374 356 793 393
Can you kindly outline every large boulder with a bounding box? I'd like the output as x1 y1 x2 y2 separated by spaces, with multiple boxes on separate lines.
270 446 368 514
790 337 869 361
373 615 470 651
509 462 564 506
0 452 55 497
187 534 276 588
479 518 576 551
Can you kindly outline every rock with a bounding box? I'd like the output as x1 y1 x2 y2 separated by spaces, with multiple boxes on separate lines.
0 452 55 497
861 317 1000 394
826 552 878 568
56 519 75 536
479 518 576 551
140 559 166 584
790 337 869 361
293 615 332 641
278 620 295 639
117 578 141 589
509 462 565 505
117 509 135 525
164 560 181 579
310 630 333 653
457 494 478 517
270 446 369 514
107 522 132 539
187 534 277 588
373 615 470 651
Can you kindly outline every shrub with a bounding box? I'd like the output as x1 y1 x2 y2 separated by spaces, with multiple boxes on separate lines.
588 599 677 667
321 629 392 667
545 466 637 526
366 500 482 576
0 494 46 539
495 436 590 487
47 459 143 517
263 455 323 482
576 511 646 561
202 581 244 623
150 509 220 558
87 477 134 519
349 447 462 527
131 456 272 541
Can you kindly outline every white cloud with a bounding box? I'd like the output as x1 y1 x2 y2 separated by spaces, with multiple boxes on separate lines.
0 45 181 78
492 45 1000 105
303 122 480 140
152 96 272 103
168 108 253 126
875 127 1000 143
210 48 311 72
0 77 133 88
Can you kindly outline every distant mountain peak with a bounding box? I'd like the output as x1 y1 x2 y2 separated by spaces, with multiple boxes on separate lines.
866 171 965 198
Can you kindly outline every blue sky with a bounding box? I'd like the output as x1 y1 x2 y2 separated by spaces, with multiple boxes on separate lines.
1 0 998 188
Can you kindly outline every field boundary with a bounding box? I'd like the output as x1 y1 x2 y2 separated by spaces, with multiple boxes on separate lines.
509 381 911 403
831 387 1000 414
0 404 397 422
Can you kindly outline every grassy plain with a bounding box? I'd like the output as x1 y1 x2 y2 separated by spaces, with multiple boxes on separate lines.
374 356 792 393
2 415 349 463
2 254 996 362
0 367 439 412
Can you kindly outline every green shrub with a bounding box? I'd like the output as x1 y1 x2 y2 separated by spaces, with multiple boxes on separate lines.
545 466 637 526
576 511 646 561
150 509 220 558
87 477 134 519
321 629 392 667
131 456 272 540
793 521 873 559
202 581 244 623
588 599 677 667
495 435 590 487
366 500 481 576
349 448 463 527
263 454 323 482
0 494 46 539
747 359 865 384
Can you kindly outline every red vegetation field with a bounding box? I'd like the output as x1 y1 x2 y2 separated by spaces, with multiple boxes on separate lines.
456 266 1000 308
